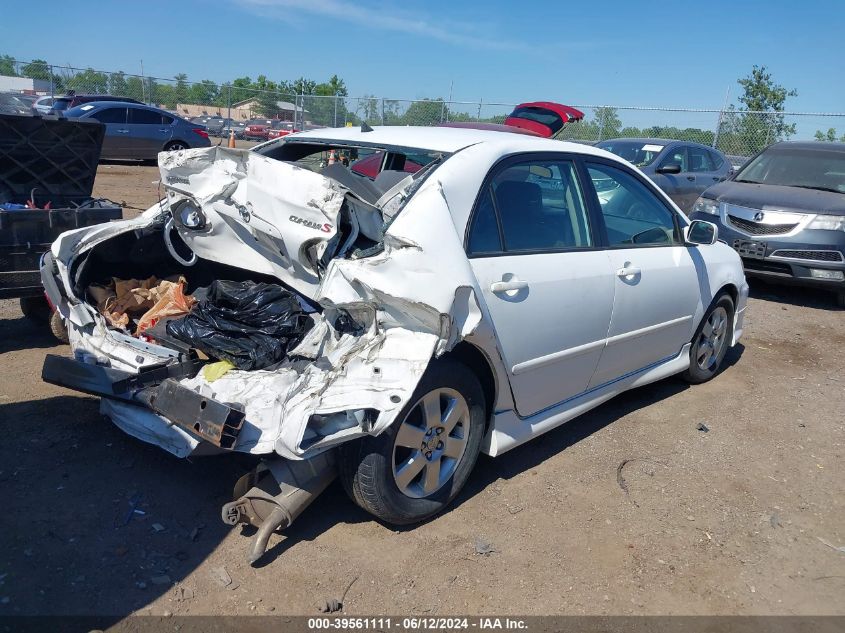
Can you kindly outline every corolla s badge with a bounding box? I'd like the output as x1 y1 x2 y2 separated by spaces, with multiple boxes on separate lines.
753 212 765 221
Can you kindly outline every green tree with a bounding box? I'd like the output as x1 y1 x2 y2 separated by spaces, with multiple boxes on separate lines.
0 54 17 76
21 58 50 81
109 72 128 97
188 80 219 106
172 73 189 108
401 99 448 125
594 107 621 140
65 68 108 94
735 65 797 154
814 128 845 142
126 76 146 103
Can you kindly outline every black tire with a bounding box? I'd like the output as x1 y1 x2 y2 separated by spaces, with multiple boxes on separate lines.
49 310 69 344
338 358 486 525
19 296 50 323
836 291 845 308
164 141 188 152
682 293 735 384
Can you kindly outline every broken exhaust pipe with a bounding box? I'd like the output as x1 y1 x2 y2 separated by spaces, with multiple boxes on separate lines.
222 451 336 564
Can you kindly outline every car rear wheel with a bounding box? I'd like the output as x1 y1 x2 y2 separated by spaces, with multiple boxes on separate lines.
338 359 486 525
164 141 188 151
682 293 734 384
50 310 69 344
836 290 845 308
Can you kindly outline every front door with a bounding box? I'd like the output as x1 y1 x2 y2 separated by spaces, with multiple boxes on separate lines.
583 161 702 388
467 155 615 416
88 106 128 159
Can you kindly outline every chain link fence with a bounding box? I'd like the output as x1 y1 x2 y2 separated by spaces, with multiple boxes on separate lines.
3 59 845 162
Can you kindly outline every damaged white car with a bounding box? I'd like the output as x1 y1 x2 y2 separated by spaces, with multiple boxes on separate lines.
41 124 748 562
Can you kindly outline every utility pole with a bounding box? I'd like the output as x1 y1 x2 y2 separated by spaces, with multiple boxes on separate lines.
713 85 731 149
140 60 146 103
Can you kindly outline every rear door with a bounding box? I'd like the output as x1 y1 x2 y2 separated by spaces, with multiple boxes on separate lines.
583 160 702 388
688 145 724 197
86 106 128 158
126 107 172 159
467 153 615 416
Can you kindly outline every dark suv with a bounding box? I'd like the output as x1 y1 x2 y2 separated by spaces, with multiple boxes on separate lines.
690 141 845 306
50 93 143 114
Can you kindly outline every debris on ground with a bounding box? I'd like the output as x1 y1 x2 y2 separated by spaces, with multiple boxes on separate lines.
210 565 239 590
88 276 194 334
188 526 202 542
152 523 165 533
770 513 783 528
175 585 194 602
318 576 359 613
474 537 496 555
150 575 171 586
696 422 709 433
816 537 845 553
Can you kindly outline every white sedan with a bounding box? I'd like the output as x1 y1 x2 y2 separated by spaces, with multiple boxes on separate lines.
42 125 747 558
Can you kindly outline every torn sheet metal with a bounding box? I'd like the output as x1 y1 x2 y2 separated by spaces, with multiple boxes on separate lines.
159 146 347 299
47 146 483 459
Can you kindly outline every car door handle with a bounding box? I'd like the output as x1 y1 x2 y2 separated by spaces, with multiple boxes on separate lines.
616 266 641 278
686 175 695 181
116 129 129 134
491 280 528 293
158 128 170 133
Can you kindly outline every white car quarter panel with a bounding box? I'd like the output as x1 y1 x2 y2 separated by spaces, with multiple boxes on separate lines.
470 251 615 416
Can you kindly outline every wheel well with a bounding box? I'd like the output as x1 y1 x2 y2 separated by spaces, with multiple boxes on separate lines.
443 342 497 427
717 283 738 307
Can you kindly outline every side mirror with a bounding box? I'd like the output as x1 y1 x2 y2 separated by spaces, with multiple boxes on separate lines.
686 220 718 246
656 163 682 174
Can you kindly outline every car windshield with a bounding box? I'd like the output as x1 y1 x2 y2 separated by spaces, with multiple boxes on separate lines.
597 141 665 167
735 146 845 193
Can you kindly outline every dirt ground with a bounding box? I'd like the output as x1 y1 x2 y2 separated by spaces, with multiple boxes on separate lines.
0 158 843 619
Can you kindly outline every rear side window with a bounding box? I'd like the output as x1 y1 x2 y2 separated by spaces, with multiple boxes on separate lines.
129 108 164 124
467 188 502 254
467 158 592 254
708 149 724 169
688 146 715 172
586 163 680 247
90 107 127 124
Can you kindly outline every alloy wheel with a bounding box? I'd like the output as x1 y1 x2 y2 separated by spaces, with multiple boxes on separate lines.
695 306 729 371
392 388 469 499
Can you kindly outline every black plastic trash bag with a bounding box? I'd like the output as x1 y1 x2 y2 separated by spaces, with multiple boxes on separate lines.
166 280 312 371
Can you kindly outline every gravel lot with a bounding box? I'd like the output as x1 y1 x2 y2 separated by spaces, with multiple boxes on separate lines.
0 158 843 618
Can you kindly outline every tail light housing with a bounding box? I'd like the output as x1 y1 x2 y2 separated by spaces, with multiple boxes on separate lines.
192 128 209 139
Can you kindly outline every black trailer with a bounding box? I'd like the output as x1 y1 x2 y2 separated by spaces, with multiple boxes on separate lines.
0 113 123 340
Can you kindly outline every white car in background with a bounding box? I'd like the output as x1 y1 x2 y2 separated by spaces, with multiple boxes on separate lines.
42 124 748 561
33 95 55 115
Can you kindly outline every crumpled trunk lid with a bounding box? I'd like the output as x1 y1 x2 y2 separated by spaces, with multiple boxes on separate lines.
159 146 349 299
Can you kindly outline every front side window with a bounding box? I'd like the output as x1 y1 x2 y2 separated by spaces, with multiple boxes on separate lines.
587 163 680 247
659 146 688 171
467 158 592 254
708 149 725 169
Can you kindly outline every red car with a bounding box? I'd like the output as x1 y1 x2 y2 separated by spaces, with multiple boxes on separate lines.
351 101 584 179
267 122 298 140
245 119 296 141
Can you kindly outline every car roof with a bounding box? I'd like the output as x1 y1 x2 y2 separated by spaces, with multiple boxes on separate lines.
288 125 619 156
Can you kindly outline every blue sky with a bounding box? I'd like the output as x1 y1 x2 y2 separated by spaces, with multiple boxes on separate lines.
2 0 843 115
